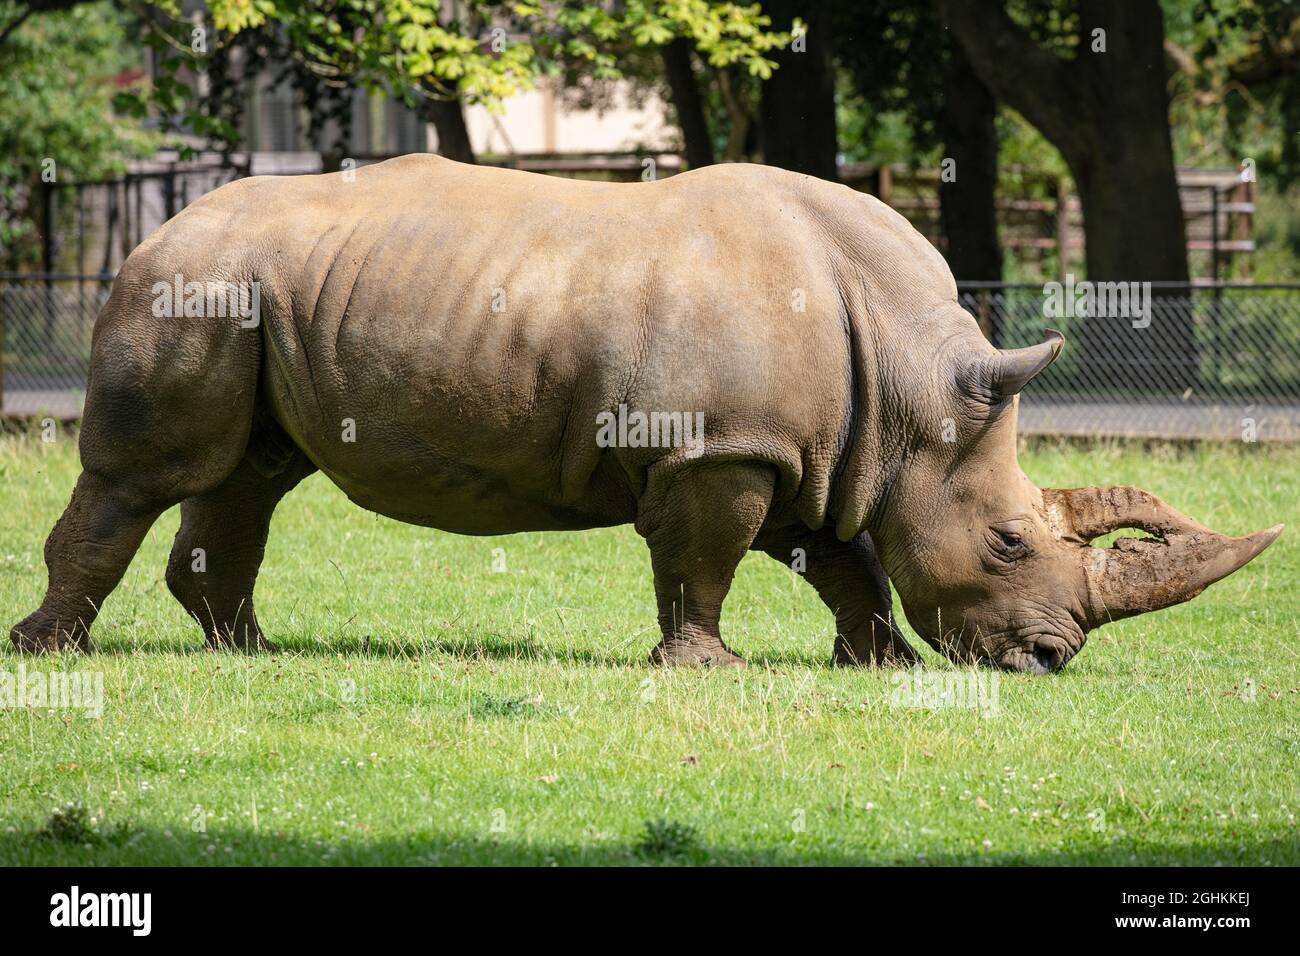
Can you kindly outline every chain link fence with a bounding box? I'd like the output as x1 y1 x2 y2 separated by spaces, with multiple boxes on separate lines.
2 274 1298 440
1 276 110 419
958 282 1300 440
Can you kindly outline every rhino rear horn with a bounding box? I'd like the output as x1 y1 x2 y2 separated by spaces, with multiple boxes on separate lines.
973 329 1064 402
1044 486 1283 627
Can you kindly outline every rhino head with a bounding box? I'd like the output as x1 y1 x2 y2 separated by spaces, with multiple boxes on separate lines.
871 328 1282 674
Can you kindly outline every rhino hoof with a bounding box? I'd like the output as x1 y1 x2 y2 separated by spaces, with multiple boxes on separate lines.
205 630 281 653
649 642 746 669
833 635 920 668
9 615 93 655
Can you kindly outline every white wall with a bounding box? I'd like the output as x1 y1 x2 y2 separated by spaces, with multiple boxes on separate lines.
460 79 675 155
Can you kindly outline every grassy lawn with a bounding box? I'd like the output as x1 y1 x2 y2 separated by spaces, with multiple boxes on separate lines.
0 432 1296 866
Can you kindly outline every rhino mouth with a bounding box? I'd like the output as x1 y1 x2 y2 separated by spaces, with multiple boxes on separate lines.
930 622 1082 674
993 630 1081 674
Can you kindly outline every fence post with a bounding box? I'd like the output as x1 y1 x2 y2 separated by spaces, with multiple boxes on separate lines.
1211 184 1221 284
42 182 56 274
987 287 1003 349
1056 178 1069 282
163 167 176 222
873 165 892 206
77 184 86 299
121 177 131 263
42 182 57 352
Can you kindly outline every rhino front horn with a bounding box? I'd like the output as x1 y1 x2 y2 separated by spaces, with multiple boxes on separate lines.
970 328 1064 402
1045 486 1284 626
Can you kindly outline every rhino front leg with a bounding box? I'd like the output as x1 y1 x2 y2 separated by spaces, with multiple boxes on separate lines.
637 462 776 668
165 450 315 651
754 526 918 667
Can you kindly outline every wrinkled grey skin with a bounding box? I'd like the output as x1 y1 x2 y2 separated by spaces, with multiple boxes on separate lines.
9 156 1281 670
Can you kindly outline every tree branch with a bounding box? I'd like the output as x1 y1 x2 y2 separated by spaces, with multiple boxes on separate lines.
936 0 1083 151
662 37 714 169
1 0 101 49
0 9 35 46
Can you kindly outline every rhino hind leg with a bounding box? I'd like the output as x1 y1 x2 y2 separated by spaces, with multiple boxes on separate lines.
10 288 265 654
166 439 315 651
637 462 776 668
753 526 918 667
10 424 255 655
10 471 171 653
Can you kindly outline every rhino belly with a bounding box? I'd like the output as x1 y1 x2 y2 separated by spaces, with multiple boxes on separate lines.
259 303 635 536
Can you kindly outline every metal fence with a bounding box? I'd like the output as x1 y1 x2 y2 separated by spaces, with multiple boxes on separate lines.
1 274 1298 440
0 275 110 419
957 282 1300 440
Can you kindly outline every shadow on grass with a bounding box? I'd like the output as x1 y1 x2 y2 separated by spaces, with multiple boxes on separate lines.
404 634 836 671
0 825 1289 867
336 631 639 667
0 631 633 666
16 629 839 670
283 631 839 670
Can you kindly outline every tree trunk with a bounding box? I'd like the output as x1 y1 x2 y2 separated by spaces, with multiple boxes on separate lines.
938 42 1002 284
758 1 838 181
423 97 475 164
939 0 1194 391
662 37 714 170
717 66 757 161
1072 144 1196 392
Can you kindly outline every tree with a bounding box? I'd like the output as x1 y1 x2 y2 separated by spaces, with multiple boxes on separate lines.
0 0 87 48
0 1 158 268
188 0 792 166
939 0 1194 389
662 36 713 168
664 57 764 165
1168 0 1300 188
758 0 837 180
939 0 1188 283
937 42 1002 282
835 0 1002 281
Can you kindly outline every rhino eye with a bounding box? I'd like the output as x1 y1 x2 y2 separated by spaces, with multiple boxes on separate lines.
990 528 1031 560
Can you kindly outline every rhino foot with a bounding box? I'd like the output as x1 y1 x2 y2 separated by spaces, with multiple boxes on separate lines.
833 627 920 668
650 639 747 669
10 612 93 655
204 627 280 654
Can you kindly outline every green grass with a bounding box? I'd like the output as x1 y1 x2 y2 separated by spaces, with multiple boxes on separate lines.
0 433 1297 865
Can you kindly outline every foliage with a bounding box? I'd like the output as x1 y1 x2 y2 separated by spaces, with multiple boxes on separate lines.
36 802 96 844
124 1 795 160
634 818 700 859
1166 0 1300 187
2 1 1297 278
1161 0 1300 279
0 2 159 265
833 0 946 156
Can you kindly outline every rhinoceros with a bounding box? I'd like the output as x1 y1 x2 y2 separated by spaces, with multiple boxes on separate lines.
10 156 1282 672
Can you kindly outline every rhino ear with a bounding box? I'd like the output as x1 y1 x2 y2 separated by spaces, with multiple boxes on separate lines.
969 329 1064 403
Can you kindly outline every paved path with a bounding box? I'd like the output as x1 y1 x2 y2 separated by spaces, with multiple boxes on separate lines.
4 389 84 420
1018 399 1300 441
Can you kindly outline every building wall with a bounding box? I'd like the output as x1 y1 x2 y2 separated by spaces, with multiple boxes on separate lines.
462 80 675 156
